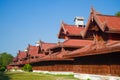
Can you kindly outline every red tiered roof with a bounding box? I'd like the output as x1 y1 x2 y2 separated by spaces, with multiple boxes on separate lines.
38 51 73 61
17 50 27 60
64 40 120 58
45 39 93 50
27 42 56 58
13 57 18 62
56 50 71 58
40 41 57 51
97 14 120 32
62 39 93 47
63 23 84 35
28 44 40 57
82 7 120 37
58 22 84 38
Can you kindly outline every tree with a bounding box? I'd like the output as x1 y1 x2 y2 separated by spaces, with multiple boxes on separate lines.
0 52 13 67
115 11 120 16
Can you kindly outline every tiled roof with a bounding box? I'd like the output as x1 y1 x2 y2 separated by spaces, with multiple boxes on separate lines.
58 22 84 38
63 23 84 35
38 52 73 61
62 39 93 47
96 14 120 32
45 39 92 50
13 57 18 62
17 51 27 59
27 43 57 57
81 8 120 37
41 42 57 51
28 45 40 56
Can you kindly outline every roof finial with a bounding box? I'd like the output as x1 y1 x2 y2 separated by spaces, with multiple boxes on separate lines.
28 44 30 48
18 50 20 53
91 6 101 15
91 6 95 14
61 20 65 26
60 20 65 28
61 20 64 24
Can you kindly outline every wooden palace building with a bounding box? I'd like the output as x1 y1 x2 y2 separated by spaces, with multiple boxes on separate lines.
9 8 120 76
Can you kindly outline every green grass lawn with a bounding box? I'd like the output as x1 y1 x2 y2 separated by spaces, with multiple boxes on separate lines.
0 72 79 80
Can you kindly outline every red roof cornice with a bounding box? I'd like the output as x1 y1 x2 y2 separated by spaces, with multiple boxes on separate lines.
64 45 120 58
64 40 120 58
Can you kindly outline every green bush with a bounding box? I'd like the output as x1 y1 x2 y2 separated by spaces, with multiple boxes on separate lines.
22 64 32 72
0 66 6 72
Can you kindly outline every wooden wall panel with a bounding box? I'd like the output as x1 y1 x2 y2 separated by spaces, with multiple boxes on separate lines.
32 64 73 72
110 65 120 76
73 65 110 75
32 64 120 76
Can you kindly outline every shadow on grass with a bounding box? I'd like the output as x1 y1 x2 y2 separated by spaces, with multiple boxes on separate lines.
0 72 10 80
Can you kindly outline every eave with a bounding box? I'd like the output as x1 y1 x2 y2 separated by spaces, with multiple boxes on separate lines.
64 45 120 58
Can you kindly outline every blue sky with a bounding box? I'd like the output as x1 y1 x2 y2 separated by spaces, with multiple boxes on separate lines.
0 0 120 56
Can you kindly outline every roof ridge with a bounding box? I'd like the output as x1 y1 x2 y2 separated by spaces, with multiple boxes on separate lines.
97 14 120 17
64 39 92 41
42 42 56 44
62 21 85 27
29 44 36 47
